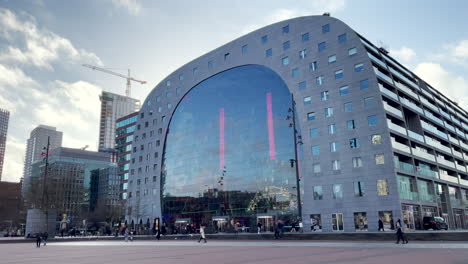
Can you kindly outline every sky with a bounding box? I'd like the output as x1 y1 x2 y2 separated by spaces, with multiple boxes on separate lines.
1 0 468 182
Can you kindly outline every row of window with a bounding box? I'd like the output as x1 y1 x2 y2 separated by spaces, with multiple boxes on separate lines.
303 95 377 113
311 154 385 173
312 179 390 201
311 136 376 154
310 210 394 232
291 62 364 79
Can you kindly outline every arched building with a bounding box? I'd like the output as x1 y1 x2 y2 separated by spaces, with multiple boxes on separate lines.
126 15 468 232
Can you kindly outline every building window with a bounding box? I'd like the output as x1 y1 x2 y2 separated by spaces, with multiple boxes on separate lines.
330 142 339 152
364 97 377 109
283 40 290 50
349 138 360 148
375 154 385 165
360 79 369 89
344 102 353 112
325 107 334 118
321 91 329 101
354 63 364 72
332 160 340 170
242 44 248 54
298 81 306 90
307 112 316 120
179 74 184 81
166 80 171 87
299 49 307 59
282 57 289 65
193 67 198 76
328 54 336 64
368 115 378 126
349 47 357 56
316 75 324 85
352 157 363 168
310 61 318 71
335 69 343 79
313 163 321 173
354 212 368 231
303 96 312 105
310 128 319 137
377 179 389 195
372 134 382 144
339 86 349 95
176 87 181 94
328 124 336 135
311 214 322 231
347 120 356 130
312 145 320 156
266 48 272 57
322 24 330 33
208 60 214 69
156 96 161 102
313 186 323 200
167 103 172 109
292 68 299 77
333 184 343 199
318 42 326 52
261 35 268 44
302 32 309 41
354 182 365 197
166 91 172 98
282 25 289 34
338 33 347 43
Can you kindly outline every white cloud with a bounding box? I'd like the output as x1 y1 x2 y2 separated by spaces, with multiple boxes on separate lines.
414 62 468 109
2 136 26 182
390 46 416 66
429 39 468 67
0 8 102 70
111 0 142 16
0 64 37 88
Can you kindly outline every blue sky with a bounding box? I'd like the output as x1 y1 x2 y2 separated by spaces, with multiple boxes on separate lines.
1 0 468 182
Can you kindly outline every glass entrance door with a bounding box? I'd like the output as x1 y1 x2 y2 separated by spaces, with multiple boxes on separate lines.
212 217 229 233
257 216 275 232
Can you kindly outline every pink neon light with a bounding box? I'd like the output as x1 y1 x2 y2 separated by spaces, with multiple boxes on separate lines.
266 93 276 160
219 108 225 170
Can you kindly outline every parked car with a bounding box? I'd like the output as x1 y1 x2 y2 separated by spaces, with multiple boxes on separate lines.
423 216 448 230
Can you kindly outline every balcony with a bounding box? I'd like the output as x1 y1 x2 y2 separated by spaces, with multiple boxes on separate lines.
390 67 420 91
395 81 419 100
387 120 407 135
460 141 468 151
412 148 436 162
445 121 455 133
421 121 448 141
424 110 444 126
384 102 403 118
400 97 424 115
399 191 419 201
374 67 394 84
452 149 463 159
420 89 433 100
463 123 468 131
408 130 425 143
368 52 387 68
391 139 411 153
415 166 438 179
455 163 467 173
440 109 451 120
379 84 399 101
436 157 456 169
419 193 436 202
439 173 459 184
394 160 415 174
420 97 439 113
456 128 466 139
452 116 462 126
361 39 380 54
460 178 468 187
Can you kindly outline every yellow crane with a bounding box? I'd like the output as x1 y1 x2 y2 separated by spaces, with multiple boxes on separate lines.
82 64 146 97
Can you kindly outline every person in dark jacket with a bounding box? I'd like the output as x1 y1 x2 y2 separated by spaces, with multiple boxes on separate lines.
42 232 48 246
395 219 408 244
378 219 384 231
36 233 42 248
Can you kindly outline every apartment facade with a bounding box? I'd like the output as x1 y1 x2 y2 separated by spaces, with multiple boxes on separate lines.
0 108 9 181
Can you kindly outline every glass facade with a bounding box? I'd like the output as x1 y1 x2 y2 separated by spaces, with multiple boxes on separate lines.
161 65 298 231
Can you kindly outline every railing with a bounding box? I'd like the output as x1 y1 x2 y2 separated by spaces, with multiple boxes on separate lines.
420 88 433 100
412 148 436 162
374 67 394 84
460 141 468 151
424 110 444 126
439 173 459 184
419 193 436 202
408 130 425 143
445 121 455 133
452 116 462 126
452 149 463 159
436 157 456 169
420 97 440 113
449 134 459 146
379 84 399 101
455 163 467 172
395 81 419 100
440 109 451 120
391 139 411 153
399 191 419 201
459 178 468 187
394 160 414 174
421 121 448 140
361 39 380 54
456 127 466 139
384 102 403 118
400 97 424 114
390 67 420 91
425 136 452 153
382 53 415 79
416 166 438 179
434 97 445 108
368 52 387 68
387 120 407 135
463 123 468 131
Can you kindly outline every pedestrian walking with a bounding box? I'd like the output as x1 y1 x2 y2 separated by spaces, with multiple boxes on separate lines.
257 222 262 234
42 232 48 246
395 219 408 244
36 233 42 248
124 227 129 242
198 225 207 243
378 219 385 231
156 228 161 241
130 229 134 241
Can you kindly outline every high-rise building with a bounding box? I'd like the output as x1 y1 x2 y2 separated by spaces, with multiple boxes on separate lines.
0 181 22 231
126 15 468 232
22 125 62 199
0 108 9 181
90 166 120 222
98 91 140 152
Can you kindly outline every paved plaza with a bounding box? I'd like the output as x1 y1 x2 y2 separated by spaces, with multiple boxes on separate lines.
2 240 468 264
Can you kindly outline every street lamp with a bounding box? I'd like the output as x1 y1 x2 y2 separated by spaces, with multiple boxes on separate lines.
286 94 303 224
41 136 51 233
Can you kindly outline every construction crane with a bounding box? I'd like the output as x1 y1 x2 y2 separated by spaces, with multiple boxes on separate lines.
82 64 146 97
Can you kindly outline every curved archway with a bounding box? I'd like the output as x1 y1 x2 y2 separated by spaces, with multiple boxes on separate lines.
161 65 299 232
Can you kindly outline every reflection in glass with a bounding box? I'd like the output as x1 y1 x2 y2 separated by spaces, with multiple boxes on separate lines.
161 65 298 232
